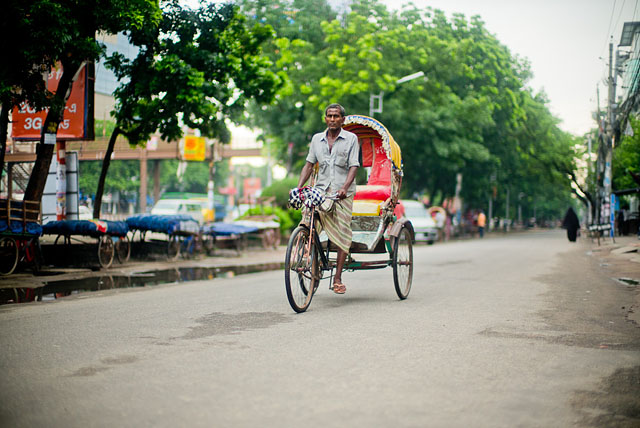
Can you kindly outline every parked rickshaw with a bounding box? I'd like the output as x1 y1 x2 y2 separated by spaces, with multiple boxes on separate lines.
0 199 42 275
285 115 414 313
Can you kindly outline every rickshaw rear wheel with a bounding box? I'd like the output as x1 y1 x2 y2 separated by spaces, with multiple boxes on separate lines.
115 235 131 263
285 226 319 313
98 235 115 269
392 225 413 299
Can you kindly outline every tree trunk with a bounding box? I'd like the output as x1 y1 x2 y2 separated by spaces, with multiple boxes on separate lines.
24 60 81 203
93 127 122 219
0 105 9 185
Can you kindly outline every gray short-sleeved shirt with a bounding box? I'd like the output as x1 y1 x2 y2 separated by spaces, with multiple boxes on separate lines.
306 128 360 195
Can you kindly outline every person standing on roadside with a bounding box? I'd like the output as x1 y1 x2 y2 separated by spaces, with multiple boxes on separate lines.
562 207 580 242
477 210 486 238
295 103 359 294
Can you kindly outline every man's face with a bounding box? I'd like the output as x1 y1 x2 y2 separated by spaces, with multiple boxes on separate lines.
325 108 344 131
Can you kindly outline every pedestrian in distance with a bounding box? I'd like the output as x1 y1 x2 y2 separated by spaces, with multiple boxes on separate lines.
295 103 360 294
477 209 486 238
561 207 580 242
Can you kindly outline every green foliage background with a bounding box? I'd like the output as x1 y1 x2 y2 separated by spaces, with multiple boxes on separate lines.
238 0 580 222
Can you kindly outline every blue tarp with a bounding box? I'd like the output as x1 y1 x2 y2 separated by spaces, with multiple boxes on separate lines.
42 220 129 238
201 223 259 236
0 220 42 236
126 214 199 235
0 199 42 236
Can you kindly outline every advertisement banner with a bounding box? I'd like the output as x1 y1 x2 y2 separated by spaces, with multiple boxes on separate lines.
183 136 206 161
11 64 88 140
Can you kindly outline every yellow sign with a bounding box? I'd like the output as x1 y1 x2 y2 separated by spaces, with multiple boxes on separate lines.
183 136 206 161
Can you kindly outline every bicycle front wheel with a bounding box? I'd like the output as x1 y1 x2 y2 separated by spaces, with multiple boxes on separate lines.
285 226 319 313
392 225 413 299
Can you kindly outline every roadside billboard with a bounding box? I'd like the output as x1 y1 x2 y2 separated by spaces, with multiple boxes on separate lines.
182 136 206 161
11 63 93 140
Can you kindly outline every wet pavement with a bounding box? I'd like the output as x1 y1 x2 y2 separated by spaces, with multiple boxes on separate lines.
0 246 286 305
1 230 638 308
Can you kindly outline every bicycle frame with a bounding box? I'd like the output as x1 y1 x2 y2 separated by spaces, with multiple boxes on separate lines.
302 207 333 280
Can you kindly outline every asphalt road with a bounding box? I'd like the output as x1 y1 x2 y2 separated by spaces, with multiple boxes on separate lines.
0 229 638 427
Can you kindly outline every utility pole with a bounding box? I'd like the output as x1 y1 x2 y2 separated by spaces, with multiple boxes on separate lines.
604 40 616 236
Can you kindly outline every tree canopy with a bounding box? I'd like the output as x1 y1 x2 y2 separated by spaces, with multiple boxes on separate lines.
1 0 161 202
239 0 577 221
92 0 282 216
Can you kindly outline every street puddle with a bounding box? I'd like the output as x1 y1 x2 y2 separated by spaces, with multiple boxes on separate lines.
0 263 283 305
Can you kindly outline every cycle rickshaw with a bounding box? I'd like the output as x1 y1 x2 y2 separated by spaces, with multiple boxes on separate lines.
285 115 414 313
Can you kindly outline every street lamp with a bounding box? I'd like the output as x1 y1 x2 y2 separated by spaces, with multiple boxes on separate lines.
369 71 425 117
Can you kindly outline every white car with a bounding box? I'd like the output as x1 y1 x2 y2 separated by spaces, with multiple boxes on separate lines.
150 199 205 225
400 200 439 244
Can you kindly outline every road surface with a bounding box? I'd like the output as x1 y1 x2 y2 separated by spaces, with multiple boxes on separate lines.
0 230 638 427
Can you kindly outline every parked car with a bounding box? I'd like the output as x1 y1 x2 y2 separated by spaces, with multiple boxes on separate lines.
189 197 226 222
400 200 439 244
150 199 205 224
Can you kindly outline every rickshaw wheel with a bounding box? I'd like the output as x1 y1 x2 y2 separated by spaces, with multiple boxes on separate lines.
0 237 19 276
98 235 115 269
392 225 413 299
115 235 131 263
285 226 319 313
167 235 181 261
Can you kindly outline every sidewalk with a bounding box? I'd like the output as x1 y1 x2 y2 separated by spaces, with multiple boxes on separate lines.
584 234 640 324
0 245 286 290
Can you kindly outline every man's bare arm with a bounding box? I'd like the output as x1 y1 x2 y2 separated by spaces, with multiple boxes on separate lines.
297 162 315 188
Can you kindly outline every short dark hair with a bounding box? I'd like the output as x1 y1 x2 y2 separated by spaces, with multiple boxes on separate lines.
325 103 346 117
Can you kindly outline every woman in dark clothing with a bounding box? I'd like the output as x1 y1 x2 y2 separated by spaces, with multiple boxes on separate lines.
562 207 580 242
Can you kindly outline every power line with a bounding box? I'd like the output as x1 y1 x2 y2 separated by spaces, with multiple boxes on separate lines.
602 0 617 58
613 0 628 37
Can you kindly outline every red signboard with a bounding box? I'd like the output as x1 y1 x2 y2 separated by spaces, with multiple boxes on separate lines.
243 177 262 203
11 64 89 140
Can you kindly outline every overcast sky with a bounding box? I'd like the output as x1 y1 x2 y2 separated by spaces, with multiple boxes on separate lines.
375 0 639 136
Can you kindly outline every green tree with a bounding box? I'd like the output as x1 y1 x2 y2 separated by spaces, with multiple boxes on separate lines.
93 1 281 217
613 116 640 190
0 0 69 178
79 160 140 196
7 0 162 203
240 0 579 219
237 0 337 175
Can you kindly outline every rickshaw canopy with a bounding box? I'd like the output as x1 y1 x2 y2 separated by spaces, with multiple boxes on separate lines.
343 115 402 173
343 115 403 216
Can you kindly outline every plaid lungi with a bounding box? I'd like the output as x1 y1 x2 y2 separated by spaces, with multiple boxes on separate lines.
316 195 353 253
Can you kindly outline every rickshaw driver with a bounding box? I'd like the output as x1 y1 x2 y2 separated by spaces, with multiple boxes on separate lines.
296 103 360 294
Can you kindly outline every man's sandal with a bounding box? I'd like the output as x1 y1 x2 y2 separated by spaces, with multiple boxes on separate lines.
333 282 346 294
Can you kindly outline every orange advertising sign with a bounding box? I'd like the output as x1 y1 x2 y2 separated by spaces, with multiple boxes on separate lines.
243 177 261 200
183 136 206 161
11 64 89 140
